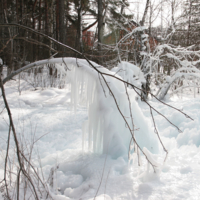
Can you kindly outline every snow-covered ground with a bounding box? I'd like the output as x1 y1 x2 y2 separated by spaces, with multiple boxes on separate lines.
0 79 200 200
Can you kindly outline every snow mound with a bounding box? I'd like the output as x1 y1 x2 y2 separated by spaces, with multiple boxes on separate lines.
111 61 146 89
180 166 192 174
88 194 112 200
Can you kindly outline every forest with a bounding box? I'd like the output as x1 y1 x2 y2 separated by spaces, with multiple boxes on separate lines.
0 0 200 200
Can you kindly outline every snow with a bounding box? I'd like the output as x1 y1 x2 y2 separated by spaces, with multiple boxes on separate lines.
1 59 200 199
111 61 146 89
4 58 160 158
158 62 200 100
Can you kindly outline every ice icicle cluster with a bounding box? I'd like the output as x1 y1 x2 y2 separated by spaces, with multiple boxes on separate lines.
53 58 160 158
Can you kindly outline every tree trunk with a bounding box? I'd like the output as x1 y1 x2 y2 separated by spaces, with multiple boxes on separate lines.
45 0 49 35
187 0 192 46
140 0 151 100
76 0 83 52
58 0 66 56
141 0 150 26
98 0 103 64
56 0 59 41
148 1 152 35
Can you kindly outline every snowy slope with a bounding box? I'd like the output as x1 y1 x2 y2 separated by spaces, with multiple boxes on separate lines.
0 80 200 200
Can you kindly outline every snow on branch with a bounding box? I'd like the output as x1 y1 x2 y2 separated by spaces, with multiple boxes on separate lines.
147 42 200 99
158 71 200 100
114 26 147 51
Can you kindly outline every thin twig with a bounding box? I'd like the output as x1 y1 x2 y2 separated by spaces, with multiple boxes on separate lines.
124 83 136 160
0 66 39 200
149 107 168 162
17 167 21 200
4 124 11 199
0 35 17 54
100 73 156 170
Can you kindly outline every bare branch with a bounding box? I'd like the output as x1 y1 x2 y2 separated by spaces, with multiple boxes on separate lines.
0 66 39 200
0 35 17 54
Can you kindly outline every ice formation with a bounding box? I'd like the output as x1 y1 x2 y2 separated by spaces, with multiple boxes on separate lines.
51 58 160 158
4 57 160 158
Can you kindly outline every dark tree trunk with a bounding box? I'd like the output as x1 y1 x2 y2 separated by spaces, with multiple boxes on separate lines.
32 0 38 29
56 0 59 40
45 0 49 35
16 0 19 23
32 0 38 61
187 0 192 46
76 0 83 52
141 0 150 26
59 0 66 56
38 0 42 59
